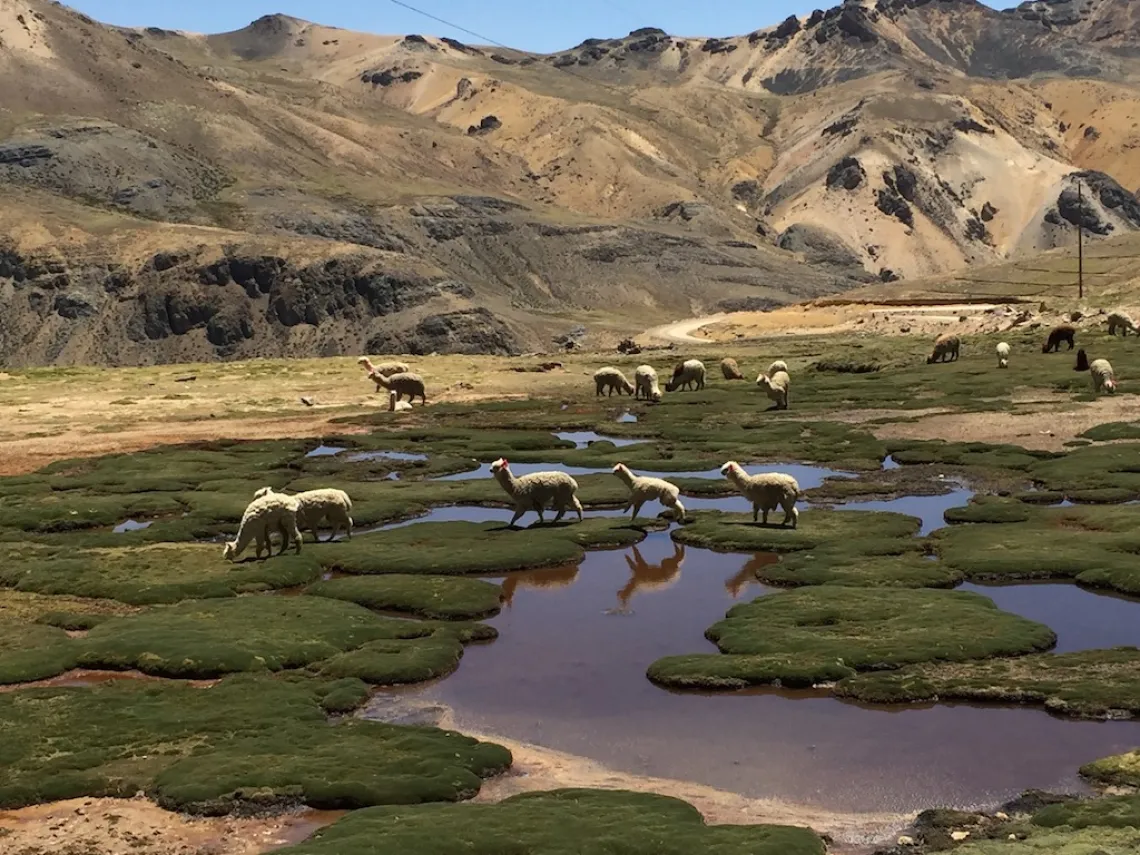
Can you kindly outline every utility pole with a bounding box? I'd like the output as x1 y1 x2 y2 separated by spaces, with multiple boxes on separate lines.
1076 179 1084 301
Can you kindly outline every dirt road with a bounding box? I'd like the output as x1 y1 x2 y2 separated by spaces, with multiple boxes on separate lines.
642 313 728 344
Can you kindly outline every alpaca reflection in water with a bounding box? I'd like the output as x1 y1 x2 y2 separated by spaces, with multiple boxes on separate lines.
724 553 779 599
611 542 686 614
498 563 579 607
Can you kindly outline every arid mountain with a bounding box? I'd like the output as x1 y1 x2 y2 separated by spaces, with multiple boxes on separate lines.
0 0 1138 365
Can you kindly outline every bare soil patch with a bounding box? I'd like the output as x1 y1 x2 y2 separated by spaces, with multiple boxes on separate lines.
0 797 341 855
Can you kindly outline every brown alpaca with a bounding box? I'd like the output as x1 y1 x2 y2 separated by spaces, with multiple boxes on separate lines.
1042 325 1075 353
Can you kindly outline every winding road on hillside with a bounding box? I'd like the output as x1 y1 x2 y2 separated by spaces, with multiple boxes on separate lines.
642 314 727 344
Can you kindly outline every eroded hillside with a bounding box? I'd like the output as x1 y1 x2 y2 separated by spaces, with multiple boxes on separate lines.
1 0 1139 364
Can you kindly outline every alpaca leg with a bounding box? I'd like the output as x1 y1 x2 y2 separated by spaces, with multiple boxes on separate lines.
534 502 546 523
671 497 686 521
291 520 303 554
509 507 525 528
762 507 770 525
752 502 760 523
552 504 567 523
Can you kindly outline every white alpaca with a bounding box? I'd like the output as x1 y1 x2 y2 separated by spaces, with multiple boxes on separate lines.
720 461 800 528
996 341 1010 369
253 486 353 543
634 364 662 402
490 457 583 527
611 463 685 521
223 493 303 561
389 390 413 412
1090 358 1117 394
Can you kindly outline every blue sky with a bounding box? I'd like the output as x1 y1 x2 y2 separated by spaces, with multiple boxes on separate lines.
70 0 1022 54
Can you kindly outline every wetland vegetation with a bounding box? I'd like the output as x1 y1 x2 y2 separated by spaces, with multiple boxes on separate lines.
3 330 1140 852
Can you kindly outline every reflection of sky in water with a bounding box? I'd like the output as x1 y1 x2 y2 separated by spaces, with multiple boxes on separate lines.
961 582 1140 653
385 530 1140 815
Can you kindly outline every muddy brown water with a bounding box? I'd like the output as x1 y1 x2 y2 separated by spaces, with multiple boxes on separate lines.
384 528 1140 815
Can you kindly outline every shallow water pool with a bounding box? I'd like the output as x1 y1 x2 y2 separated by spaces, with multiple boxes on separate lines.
553 431 647 449
395 532 1139 814
345 450 428 463
960 582 1140 653
113 519 154 533
305 445 346 458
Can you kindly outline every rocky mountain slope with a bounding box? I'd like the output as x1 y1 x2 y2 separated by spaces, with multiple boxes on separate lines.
0 0 1138 365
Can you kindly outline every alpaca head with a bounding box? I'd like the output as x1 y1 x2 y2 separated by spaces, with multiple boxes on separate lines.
222 541 237 561
1105 377 1117 393
253 486 274 499
490 457 510 476
612 463 630 478
720 461 741 478
756 374 772 389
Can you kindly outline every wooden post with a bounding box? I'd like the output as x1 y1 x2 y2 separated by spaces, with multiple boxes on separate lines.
1077 180 1084 300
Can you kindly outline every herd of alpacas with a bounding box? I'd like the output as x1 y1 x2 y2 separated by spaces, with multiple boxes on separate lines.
927 313 1130 395
223 453 800 560
225 311 1134 559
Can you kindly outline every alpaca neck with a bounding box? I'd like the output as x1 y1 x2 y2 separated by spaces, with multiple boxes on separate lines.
614 467 634 486
493 468 519 496
234 518 257 552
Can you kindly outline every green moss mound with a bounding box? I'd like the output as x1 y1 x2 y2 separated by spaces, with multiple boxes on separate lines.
647 587 1055 690
1028 443 1140 499
0 619 81 683
886 439 1052 471
307 575 503 621
276 789 825 855
1079 422 1140 442
319 519 647 576
835 647 1140 719
0 675 510 811
944 496 1033 525
72 597 493 682
953 827 1140 854
934 505 1140 594
671 509 921 554
1032 793 1140 831
316 635 469 685
1081 750 1140 788
767 549 963 589
0 542 323 605
0 597 495 685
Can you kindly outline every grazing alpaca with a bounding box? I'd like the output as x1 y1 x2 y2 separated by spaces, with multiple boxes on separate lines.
1042 325 1075 353
223 493 302 561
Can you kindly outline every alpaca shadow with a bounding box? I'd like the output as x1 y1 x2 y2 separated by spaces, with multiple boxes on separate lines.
725 520 796 529
494 519 581 532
